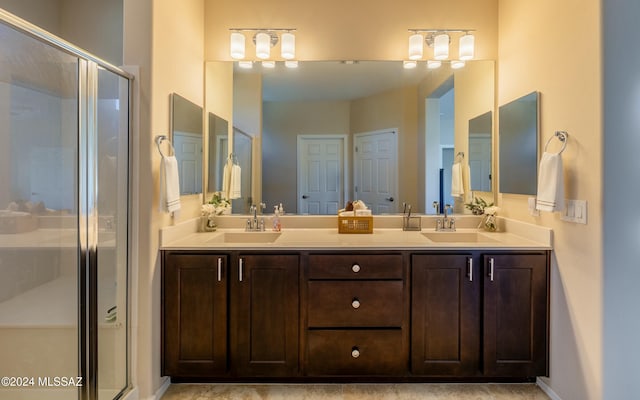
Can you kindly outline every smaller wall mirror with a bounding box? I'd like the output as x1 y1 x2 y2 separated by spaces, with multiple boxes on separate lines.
171 93 203 195
468 111 492 192
207 112 229 196
498 91 539 195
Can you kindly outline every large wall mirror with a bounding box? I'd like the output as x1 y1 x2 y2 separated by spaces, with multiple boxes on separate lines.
171 93 203 195
205 60 495 214
498 91 539 195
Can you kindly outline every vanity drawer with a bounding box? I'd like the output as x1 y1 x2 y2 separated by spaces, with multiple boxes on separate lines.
308 281 404 327
306 329 405 375
308 254 403 279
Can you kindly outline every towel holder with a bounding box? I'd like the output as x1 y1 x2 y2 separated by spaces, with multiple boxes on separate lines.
455 151 465 162
155 135 175 158
544 131 569 154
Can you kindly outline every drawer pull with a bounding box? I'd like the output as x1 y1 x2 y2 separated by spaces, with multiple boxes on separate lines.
352 264 361 273
351 347 360 358
489 257 494 282
351 298 361 309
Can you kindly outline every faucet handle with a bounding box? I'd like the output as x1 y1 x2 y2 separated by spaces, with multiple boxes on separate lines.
432 201 440 215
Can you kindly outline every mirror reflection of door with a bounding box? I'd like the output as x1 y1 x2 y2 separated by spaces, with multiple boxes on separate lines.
441 147 455 209
297 135 346 215
173 131 202 195
353 129 398 214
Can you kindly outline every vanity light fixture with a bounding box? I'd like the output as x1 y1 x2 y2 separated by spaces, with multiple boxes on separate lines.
406 29 476 65
229 28 297 65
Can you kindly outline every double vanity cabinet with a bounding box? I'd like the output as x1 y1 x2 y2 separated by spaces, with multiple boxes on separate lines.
161 236 550 382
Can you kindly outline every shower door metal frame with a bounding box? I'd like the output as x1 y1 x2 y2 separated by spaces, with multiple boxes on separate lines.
0 9 134 400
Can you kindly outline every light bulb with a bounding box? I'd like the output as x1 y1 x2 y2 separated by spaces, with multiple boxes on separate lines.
459 33 475 60
408 33 423 60
434 33 449 60
256 32 270 59
230 32 245 59
281 32 295 60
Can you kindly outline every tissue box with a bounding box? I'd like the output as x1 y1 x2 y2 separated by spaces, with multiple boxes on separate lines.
338 214 373 234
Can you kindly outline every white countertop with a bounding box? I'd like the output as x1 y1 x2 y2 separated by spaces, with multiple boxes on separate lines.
160 216 552 251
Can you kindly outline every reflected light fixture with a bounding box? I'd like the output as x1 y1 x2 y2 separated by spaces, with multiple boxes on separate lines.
285 60 299 68
459 32 475 60
403 60 418 69
230 32 245 59
427 60 442 69
281 32 295 59
451 60 466 69
408 33 423 60
262 60 276 68
238 60 253 69
433 33 449 60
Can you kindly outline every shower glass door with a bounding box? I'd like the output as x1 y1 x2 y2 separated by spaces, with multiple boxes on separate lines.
0 10 131 400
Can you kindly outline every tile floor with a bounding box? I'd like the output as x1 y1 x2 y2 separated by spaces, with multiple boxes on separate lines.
161 383 551 399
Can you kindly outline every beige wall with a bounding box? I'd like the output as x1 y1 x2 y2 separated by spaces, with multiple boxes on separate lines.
498 1 602 399
124 0 205 397
262 100 350 210
204 0 498 62
351 86 418 210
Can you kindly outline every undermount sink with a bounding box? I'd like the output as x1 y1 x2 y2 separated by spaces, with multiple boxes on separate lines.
208 231 282 244
422 231 498 243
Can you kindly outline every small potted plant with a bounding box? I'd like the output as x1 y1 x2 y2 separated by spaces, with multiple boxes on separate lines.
200 192 230 232
464 197 493 215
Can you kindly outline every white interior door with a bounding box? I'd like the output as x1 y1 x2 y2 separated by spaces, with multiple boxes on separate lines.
469 134 492 192
173 131 202 195
354 129 398 214
297 135 346 215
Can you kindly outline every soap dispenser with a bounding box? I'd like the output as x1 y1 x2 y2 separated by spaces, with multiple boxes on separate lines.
272 205 282 232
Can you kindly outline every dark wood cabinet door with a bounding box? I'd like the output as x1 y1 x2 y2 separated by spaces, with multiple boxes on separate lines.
483 253 549 377
163 253 228 377
411 254 480 376
233 254 299 377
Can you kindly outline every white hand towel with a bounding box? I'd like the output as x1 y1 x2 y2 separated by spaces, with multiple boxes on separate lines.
221 161 232 199
160 156 181 213
536 152 564 212
462 163 472 203
230 164 242 199
451 162 464 198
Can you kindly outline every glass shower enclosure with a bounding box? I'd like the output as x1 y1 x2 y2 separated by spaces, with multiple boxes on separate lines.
0 10 131 400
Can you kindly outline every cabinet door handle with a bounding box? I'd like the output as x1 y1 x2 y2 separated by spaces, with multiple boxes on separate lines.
351 298 361 309
489 257 494 282
351 346 360 358
468 258 473 282
351 264 361 273
239 258 244 282
217 258 223 282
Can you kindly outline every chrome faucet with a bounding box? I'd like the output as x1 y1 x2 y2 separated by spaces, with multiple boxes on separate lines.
246 203 266 231
435 204 456 231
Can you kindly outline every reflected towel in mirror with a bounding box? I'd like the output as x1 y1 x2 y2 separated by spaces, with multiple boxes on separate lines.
160 155 181 213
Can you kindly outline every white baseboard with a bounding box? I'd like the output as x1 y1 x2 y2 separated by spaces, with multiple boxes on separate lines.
537 377 563 400
121 387 139 400
149 377 171 400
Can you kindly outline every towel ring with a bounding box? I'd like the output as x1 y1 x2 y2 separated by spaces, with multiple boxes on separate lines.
544 131 569 154
155 135 175 158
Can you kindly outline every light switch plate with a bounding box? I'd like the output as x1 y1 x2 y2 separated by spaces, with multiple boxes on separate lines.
561 199 588 224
